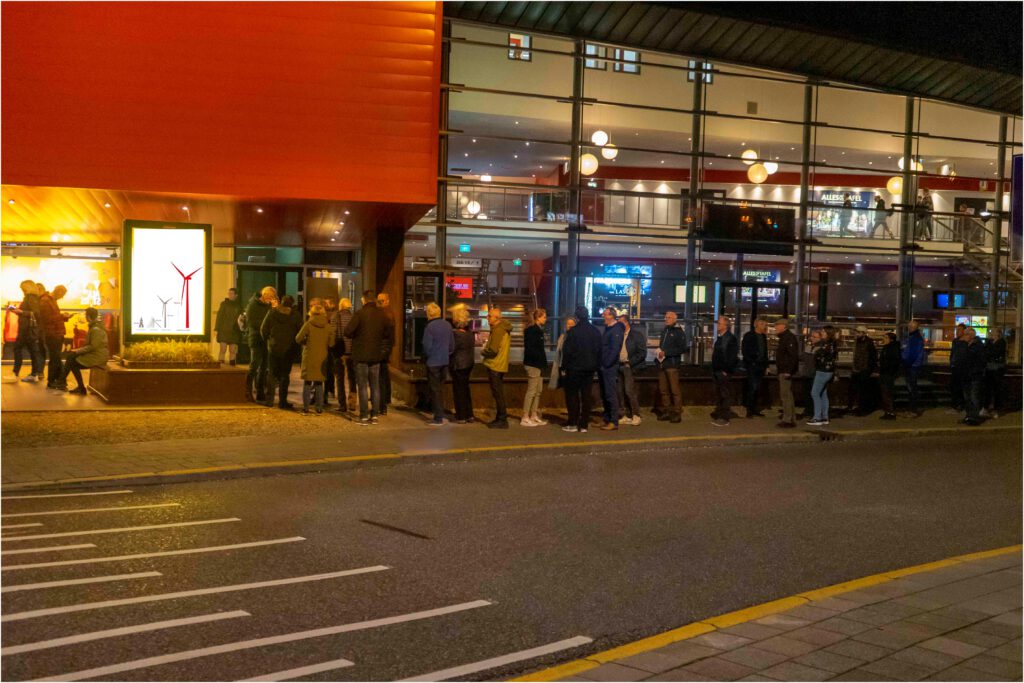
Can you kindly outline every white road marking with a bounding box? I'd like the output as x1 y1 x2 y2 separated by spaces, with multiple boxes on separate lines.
2 536 305 573
1 503 180 519
1 523 44 530
1 571 162 594
241 657 355 681
1 543 95 556
2 610 250 656
3 565 387 622
37 600 491 681
2 490 133 500
2 517 241 542
400 636 595 681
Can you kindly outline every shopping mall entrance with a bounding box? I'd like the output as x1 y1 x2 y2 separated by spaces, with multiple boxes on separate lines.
713 279 791 335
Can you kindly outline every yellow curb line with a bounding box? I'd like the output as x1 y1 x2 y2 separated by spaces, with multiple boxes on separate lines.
2 424 1017 492
510 544 1023 682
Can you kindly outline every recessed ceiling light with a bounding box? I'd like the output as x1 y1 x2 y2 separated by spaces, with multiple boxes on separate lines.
334 230 340 235
256 207 263 213
513 154 518 159
181 205 188 211
514 121 519 125
472 139 477 143
344 210 350 215
104 202 111 208
741 142 746 145
464 153 469 157
339 221 345 226
525 142 530 146
7 199 14 205
330 238 336 242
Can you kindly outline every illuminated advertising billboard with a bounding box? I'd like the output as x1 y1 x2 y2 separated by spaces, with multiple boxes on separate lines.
123 220 212 342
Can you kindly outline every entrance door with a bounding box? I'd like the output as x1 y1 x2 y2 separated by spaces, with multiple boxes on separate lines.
403 271 445 361
235 266 303 363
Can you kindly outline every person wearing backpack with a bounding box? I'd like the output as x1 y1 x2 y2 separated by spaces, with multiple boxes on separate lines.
295 303 335 415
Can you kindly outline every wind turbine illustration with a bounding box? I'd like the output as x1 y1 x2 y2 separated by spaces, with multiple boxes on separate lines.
172 262 202 329
157 295 172 329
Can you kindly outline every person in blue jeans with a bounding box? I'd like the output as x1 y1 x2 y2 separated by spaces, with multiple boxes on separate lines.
902 319 927 416
421 302 454 426
807 325 838 426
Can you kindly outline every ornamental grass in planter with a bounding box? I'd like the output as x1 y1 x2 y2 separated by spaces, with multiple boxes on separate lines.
119 340 220 369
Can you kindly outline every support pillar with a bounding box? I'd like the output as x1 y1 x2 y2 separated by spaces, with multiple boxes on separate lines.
362 226 405 367
896 96 916 336
434 20 451 269
989 116 1008 326
795 83 813 341
683 61 705 339
565 38 585 312
551 240 562 335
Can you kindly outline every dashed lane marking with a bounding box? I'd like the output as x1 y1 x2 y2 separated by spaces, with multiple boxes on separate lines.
1 524 43 530
1 543 96 556
2 537 306 573
401 636 594 682
2 565 388 622
1 503 181 519
241 657 355 681
2 517 241 542
1 490 133 500
2 610 250 656
1 571 162 594
36 599 492 681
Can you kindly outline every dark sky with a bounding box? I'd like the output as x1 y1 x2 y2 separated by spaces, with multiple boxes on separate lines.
688 2 1022 74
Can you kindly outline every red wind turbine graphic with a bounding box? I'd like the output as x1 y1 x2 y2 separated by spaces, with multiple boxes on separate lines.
172 263 202 329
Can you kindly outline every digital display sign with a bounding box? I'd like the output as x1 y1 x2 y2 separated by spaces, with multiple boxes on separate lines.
123 220 212 342
445 276 473 299
701 204 795 256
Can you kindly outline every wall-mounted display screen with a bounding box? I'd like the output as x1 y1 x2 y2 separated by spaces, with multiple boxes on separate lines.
934 292 966 309
123 220 212 341
445 276 473 299
701 204 795 256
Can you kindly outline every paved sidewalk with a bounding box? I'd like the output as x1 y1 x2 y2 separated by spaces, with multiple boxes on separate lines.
535 549 1022 682
1 405 1019 489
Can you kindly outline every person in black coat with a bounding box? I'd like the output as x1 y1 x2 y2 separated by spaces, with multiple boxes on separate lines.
846 326 879 415
345 290 393 424
450 305 476 424
711 316 739 426
878 332 902 420
773 318 799 427
618 314 648 426
961 328 987 425
741 318 769 418
260 295 302 409
656 311 688 422
984 328 1007 417
598 307 625 430
560 306 602 433
948 323 968 412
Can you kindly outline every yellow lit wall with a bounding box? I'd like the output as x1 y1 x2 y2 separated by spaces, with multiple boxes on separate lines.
1 256 120 310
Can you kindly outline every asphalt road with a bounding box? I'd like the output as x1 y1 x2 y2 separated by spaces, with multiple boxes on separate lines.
1 431 1020 681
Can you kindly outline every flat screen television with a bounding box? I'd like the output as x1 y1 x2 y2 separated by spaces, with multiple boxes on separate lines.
701 204 796 256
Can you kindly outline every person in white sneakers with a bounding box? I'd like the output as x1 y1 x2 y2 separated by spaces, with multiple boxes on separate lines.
521 308 549 426
618 314 647 426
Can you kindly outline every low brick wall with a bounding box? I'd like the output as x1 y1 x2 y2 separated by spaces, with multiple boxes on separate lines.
89 364 248 405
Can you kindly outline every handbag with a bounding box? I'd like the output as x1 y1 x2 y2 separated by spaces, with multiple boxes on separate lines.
481 346 497 360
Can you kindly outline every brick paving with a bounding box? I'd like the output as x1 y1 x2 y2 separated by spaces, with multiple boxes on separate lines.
559 552 1022 682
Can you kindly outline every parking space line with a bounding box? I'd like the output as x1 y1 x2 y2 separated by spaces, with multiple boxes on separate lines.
1 543 96 556
2 610 250 656
2 503 181 519
400 636 594 682
2 566 388 622
3 518 242 542
241 657 355 681
1 523 43 530
1 571 162 594
36 600 491 681
2 490 133 500
2 536 305 573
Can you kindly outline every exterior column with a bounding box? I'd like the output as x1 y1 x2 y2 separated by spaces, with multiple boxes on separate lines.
434 20 451 269
683 60 704 339
989 116 1008 326
795 83 813 341
896 96 916 335
551 239 561 336
565 38 585 311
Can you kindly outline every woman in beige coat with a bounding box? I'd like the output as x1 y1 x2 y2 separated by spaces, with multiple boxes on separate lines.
296 303 335 414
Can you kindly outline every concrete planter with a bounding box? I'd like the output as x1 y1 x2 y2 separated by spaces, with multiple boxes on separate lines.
89 363 247 404
118 359 221 370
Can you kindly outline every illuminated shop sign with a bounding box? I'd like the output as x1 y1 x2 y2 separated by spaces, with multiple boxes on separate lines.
741 269 782 302
445 276 473 299
123 220 211 342
813 190 875 208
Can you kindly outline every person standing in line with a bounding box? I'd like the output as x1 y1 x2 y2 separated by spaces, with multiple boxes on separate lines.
345 290 391 425
598 307 625 431
481 306 512 429
54 307 108 394
214 287 243 366
741 318 769 418
984 327 1007 419
422 302 455 426
39 284 70 389
261 294 301 410
323 298 338 403
618 314 647 426
773 318 799 428
711 315 739 427
549 316 576 391
244 285 277 403
376 292 395 415
450 304 476 424
807 325 838 426
333 298 355 412
840 193 854 237
902 319 927 417
869 194 894 239
522 308 549 427
947 323 968 415
846 326 878 415
798 328 821 418
560 306 601 433
295 302 335 415
878 332 901 420
10 280 44 382
961 327 987 426
656 311 687 423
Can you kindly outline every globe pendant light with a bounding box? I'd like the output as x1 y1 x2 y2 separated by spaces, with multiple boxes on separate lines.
764 161 778 175
886 176 903 195
601 143 618 160
580 153 600 176
747 163 768 184
591 130 609 147
741 149 758 166
467 200 481 215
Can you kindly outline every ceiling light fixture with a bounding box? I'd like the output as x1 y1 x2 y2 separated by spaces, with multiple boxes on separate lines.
747 163 768 184
591 130 609 146
741 149 758 165
580 153 599 176
601 143 618 160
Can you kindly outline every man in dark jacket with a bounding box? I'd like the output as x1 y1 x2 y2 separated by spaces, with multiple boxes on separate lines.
598 307 625 430
346 290 393 424
260 295 301 409
656 311 687 423
948 323 968 413
984 328 1007 417
11 279 43 382
376 292 395 415
773 318 799 428
244 286 277 402
878 332 901 420
39 285 70 388
902 320 927 416
421 302 454 426
561 306 602 433
618 314 647 426
961 327 987 426
711 315 739 426
215 288 243 366
741 318 769 418
846 326 879 415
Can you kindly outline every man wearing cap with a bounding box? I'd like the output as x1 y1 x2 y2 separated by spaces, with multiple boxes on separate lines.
846 326 878 415
773 318 799 428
